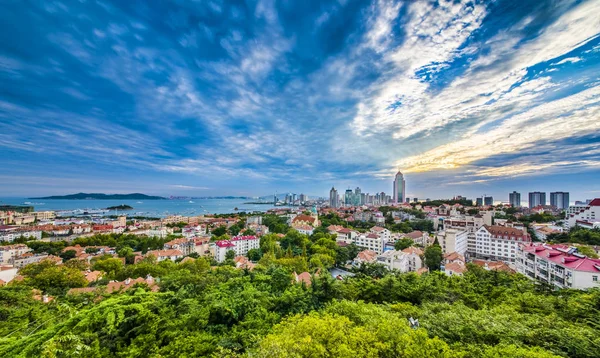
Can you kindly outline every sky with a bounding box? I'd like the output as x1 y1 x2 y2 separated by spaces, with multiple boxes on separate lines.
1 0 599 202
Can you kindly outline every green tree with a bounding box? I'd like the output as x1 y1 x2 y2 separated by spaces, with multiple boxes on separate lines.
394 238 414 251
225 250 236 261
424 245 443 271
247 248 263 261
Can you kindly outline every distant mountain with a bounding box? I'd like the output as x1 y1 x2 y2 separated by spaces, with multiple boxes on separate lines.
30 193 166 200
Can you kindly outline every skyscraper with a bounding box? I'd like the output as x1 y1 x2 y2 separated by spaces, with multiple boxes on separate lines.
329 187 339 208
550 192 570 210
476 196 493 206
393 171 406 204
528 192 546 208
344 189 354 206
509 191 521 207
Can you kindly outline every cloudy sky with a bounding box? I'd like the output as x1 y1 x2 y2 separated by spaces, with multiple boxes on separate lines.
1 0 599 201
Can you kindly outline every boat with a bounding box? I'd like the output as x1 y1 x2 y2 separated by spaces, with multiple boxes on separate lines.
189 201 195 203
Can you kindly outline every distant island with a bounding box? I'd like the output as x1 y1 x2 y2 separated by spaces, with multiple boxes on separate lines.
105 205 133 210
30 193 166 200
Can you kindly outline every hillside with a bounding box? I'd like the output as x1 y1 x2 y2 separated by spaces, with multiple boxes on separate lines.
30 193 166 200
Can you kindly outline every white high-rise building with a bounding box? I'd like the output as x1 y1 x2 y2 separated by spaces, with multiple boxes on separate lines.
393 171 406 205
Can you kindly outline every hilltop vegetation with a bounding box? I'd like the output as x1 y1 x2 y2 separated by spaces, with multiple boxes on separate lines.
1 258 599 357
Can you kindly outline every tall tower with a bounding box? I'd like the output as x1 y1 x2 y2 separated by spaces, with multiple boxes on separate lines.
393 171 406 204
329 187 339 208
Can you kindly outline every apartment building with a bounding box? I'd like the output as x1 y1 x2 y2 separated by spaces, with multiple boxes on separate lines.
0 244 32 265
437 229 468 255
517 243 600 289
474 225 531 263
565 198 600 230
354 233 386 254
213 235 259 262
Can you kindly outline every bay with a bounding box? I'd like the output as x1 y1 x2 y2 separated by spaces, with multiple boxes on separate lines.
0 197 280 218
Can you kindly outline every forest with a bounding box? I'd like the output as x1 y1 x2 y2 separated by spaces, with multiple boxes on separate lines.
1 258 599 357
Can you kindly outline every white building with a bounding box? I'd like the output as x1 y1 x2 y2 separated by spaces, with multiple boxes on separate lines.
146 249 184 262
565 198 600 230
0 244 32 265
517 243 600 289
369 226 391 241
354 233 386 254
213 235 260 262
474 225 531 263
437 229 468 255
376 250 408 271
0 227 42 242
402 247 424 272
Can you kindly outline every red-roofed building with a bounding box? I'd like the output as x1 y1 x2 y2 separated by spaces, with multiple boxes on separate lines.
213 235 259 262
474 225 531 263
566 198 600 230
518 243 600 289
291 214 319 228
145 249 184 262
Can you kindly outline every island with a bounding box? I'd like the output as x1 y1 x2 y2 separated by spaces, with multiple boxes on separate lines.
105 205 133 210
30 193 166 200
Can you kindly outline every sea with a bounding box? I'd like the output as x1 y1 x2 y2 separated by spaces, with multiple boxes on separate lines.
0 197 281 218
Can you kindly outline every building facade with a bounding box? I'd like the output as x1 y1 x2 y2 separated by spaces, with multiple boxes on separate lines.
474 225 531 263
517 243 600 289
393 171 406 205
509 191 521 207
550 192 570 210
529 192 546 209
437 229 468 255
213 235 260 262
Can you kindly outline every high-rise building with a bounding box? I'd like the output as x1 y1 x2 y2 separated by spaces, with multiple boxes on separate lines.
476 196 493 206
528 192 546 208
509 191 521 207
329 187 339 208
299 194 307 203
550 192 569 210
344 189 354 206
393 171 406 204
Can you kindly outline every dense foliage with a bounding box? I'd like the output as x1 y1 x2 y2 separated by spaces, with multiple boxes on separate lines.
1 260 599 357
548 227 600 246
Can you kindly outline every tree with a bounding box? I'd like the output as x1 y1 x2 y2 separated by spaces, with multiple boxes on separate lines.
394 238 414 251
211 225 227 236
247 248 263 261
59 249 77 261
19 260 88 295
92 257 125 279
225 250 236 260
424 245 443 271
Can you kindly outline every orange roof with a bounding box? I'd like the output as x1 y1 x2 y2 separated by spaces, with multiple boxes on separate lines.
294 271 312 286
445 262 467 274
292 215 316 224
444 251 465 262
357 250 377 262
83 270 103 282
146 249 183 258
402 247 424 256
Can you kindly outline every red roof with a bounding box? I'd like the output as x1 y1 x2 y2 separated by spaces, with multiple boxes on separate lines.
230 235 258 241
523 244 600 273
588 198 600 206
215 240 235 248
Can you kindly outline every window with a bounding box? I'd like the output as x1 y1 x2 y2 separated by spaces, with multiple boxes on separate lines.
594 276 598 282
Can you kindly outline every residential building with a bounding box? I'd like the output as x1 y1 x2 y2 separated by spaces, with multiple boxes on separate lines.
0 244 32 264
550 192 570 210
13 254 62 268
146 249 184 262
566 198 600 230
474 225 531 263
393 171 406 205
443 261 467 276
354 233 386 254
437 229 468 255
353 250 378 265
476 196 493 206
517 243 600 289
369 226 391 241
164 238 195 256
291 214 319 228
529 192 546 209
402 247 424 272
0 265 18 285
376 250 408 271
213 235 259 262
509 191 521 207
329 187 339 208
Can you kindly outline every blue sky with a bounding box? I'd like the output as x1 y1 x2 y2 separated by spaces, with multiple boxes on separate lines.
1 0 599 202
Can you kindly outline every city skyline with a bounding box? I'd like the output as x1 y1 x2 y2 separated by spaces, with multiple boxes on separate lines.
1 0 600 199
